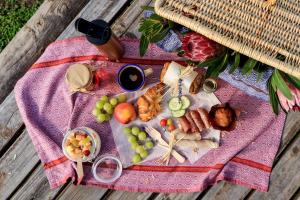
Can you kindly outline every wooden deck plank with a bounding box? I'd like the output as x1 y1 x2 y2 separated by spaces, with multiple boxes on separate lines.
154 192 201 200
0 0 298 199
103 191 153 200
10 164 63 200
56 185 107 200
247 132 300 200
153 112 300 200
0 0 130 199
54 1 153 199
57 0 129 40
0 130 40 200
0 92 23 151
0 0 90 104
200 112 300 200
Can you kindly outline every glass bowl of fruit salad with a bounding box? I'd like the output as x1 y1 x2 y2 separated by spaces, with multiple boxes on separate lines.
62 127 101 162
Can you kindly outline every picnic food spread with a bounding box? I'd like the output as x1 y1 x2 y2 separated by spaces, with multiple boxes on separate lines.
13 16 289 193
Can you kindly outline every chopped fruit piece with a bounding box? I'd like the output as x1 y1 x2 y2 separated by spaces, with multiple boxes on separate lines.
131 126 140 135
160 119 167 126
75 134 86 140
145 141 154 149
139 150 148 158
74 148 82 154
71 140 79 147
167 119 173 126
138 131 147 141
132 154 142 164
81 137 91 145
83 150 90 156
168 124 176 132
66 145 74 152
65 139 71 146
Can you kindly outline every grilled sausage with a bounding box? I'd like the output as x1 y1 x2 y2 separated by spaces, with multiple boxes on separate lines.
190 110 205 132
177 116 191 133
197 108 211 129
185 111 199 133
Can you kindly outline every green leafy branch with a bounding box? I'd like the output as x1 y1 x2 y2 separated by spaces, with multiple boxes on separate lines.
138 7 174 56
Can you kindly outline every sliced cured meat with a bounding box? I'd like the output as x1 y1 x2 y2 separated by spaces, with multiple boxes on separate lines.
177 116 191 133
197 108 211 129
190 110 204 132
185 111 199 133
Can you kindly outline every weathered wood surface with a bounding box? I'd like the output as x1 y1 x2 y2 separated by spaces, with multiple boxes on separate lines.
0 92 23 151
0 0 130 199
56 185 107 200
0 0 299 199
0 0 90 104
0 130 40 200
10 165 63 200
248 133 300 200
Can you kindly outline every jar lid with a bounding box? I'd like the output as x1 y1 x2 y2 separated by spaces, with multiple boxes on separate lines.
65 64 93 92
203 78 218 93
92 154 122 183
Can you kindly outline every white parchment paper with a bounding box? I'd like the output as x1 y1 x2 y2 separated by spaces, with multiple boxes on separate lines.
110 83 221 168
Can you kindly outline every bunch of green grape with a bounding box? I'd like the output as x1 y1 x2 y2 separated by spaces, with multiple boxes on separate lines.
92 94 127 123
123 126 154 164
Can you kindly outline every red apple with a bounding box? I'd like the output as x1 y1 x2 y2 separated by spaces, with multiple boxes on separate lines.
114 103 136 124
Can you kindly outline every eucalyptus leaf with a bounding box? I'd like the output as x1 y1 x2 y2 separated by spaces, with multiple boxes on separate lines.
151 28 169 43
139 34 150 57
229 52 240 74
210 53 229 78
285 74 300 90
197 53 225 68
205 53 229 78
241 58 257 75
168 20 175 29
273 69 293 100
149 13 163 21
141 6 154 11
268 79 279 115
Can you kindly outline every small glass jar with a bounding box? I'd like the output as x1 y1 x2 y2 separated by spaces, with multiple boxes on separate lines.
62 127 101 162
92 154 122 183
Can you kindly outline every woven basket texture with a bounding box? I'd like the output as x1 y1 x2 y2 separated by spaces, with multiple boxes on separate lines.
155 0 300 78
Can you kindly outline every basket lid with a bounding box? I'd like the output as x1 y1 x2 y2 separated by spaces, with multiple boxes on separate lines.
155 0 300 78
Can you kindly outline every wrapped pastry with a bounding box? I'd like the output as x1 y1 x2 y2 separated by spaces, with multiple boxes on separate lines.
173 129 201 141
160 61 203 94
176 139 219 149
208 103 238 131
137 83 165 122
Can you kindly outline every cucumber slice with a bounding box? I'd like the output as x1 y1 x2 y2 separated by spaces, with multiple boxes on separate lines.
171 109 186 118
168 97 183 111
180 96 190 110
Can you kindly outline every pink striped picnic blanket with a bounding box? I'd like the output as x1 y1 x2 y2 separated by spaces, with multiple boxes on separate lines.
15 36 286 192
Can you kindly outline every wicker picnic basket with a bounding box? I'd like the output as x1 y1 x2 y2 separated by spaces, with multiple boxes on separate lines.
154 0 300 78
